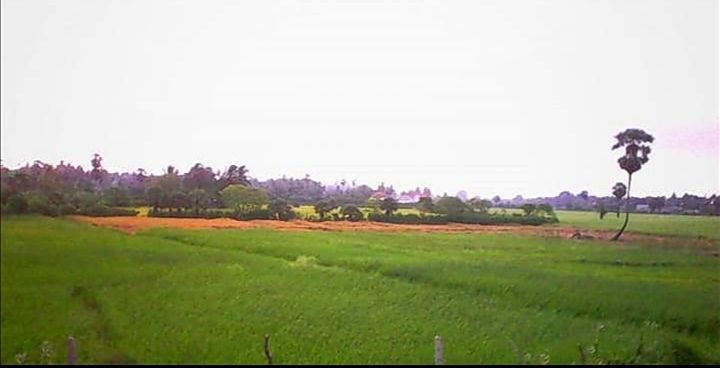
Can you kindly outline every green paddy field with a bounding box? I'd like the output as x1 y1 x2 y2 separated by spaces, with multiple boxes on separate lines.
1 214 719 364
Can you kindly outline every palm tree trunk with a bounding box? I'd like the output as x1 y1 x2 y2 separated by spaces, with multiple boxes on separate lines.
611 173 632 241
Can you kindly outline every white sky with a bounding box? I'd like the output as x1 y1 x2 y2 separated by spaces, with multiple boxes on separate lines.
1 0 718 198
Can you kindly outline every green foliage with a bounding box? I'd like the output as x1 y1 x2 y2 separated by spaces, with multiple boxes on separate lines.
340 205 364 222
220 185 269 215
469 198 492 214
379 197 399 215
269 199 296 221
612 128 654 175
368 212 557 225
148 208 227 219
368 213 448 224
5 194 28 214
314 200 338 220
521 204 537 216
188 188 209 215
416 197 435 214
103 187 131 207
145 186 164 210
75 206 139 217
434 196 471 215
230 208 272 221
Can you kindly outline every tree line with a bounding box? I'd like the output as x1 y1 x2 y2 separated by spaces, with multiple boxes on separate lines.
0 154 561 225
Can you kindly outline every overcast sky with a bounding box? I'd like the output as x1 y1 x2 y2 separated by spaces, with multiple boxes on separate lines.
1 0 718 198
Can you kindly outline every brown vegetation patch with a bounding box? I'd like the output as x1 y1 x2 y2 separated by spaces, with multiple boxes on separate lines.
70 216 718 252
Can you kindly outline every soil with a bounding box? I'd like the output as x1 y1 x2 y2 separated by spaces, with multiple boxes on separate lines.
69 215 718 252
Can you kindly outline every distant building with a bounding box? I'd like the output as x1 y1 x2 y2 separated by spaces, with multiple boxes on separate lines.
372 186 432 203
635 204 650 213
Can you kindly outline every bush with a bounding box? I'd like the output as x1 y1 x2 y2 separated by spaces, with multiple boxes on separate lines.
148 208 226 219
434 196 471 215
77 205 139 217
24 192 63 217
5 194 29 214
269 199 296 221
368 213 449 225
230 208 272 221
368 212 556 226
341 205 364 222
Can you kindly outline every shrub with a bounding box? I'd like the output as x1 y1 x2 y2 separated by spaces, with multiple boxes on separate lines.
221 185 269 214
434 196 471 215
77 205 139 217
230 208 272 221
269 199 296 221
5 194 29 214
368 213 449 225
341 205 364 222
368 212 556 226
148 208 226 219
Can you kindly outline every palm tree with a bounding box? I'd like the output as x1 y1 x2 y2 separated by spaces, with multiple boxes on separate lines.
380 197 398 216
612 182 626 218
610 128 654 241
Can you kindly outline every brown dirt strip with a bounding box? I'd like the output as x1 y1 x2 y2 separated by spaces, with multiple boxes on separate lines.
69 215 718 253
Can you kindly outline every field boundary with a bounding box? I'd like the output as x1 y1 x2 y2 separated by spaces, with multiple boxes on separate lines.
68 215 719 252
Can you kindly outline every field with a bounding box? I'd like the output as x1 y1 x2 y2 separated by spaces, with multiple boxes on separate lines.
553 211 720 240
2 215 719 364
128 204 719 242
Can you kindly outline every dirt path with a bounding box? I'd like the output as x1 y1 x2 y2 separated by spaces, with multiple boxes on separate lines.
69 215 718 252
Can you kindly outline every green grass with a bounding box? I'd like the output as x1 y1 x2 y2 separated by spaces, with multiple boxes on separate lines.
2 215 719 364
554 210 720 240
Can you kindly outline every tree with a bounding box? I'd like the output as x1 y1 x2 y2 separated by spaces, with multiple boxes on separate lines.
269 199 295 221
536 203 555 218
520 203 537 216
314 199 338 220
341 205 364 222
218 165 249 190
183 163 216 192
434 196 469 215
417 197 435 214
648 196 666 213
469 197 492 214
221 185 268 215
610 128 654 241
379 197 399 216
145 185 164 211
170 190 189 212
597 199 608 219
612 182 626 218
155 167 182 196
188 188 209 215
103 187 130 207
90 153 106 190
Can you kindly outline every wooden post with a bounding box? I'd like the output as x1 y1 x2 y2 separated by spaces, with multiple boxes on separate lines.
263 334 273 365
434 335 444 365
67 336 77 365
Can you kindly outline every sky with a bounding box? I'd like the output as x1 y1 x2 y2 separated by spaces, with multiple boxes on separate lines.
1 0 718 199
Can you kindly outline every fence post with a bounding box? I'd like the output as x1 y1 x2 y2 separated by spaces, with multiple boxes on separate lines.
67 336 76 365
264 334 273 365
434 335 444 365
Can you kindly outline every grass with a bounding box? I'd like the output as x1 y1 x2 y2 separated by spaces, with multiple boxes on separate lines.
2 215 719 364
554 210 720 240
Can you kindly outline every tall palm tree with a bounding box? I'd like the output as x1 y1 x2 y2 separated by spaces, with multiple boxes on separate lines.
610 128 654 241
612 182 626 218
